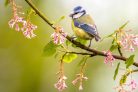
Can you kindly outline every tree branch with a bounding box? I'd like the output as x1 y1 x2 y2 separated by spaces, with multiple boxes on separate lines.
118 46 123 56
116 33 123 57
25 0 138 67
66 51 96 57
126 69 138 77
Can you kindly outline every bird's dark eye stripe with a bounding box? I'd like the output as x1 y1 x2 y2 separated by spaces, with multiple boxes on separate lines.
74 12 79 15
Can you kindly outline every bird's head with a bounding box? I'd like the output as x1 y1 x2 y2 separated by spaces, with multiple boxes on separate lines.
69 6 86 19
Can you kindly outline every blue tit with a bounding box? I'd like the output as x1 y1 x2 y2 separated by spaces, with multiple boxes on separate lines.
69 6 100 46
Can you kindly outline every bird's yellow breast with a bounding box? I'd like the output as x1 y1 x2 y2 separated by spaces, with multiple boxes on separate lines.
71 21 93 40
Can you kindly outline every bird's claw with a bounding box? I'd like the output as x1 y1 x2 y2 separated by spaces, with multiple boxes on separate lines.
70 36 76 41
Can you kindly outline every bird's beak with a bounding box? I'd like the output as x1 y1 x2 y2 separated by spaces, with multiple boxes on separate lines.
69 13 73 17
69 11 75 17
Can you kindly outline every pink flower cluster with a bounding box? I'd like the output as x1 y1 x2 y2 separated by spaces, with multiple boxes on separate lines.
119 33 138 52
51 26 67 44
8 0 37 39
8 15 25 31
22 21 37 39
115 86 129 92
54 75 67 91
103 50 115 66
72 73 88 90
115 80 137 92
128 80 137 91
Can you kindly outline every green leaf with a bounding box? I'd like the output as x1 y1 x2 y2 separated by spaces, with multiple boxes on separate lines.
112 39 115 44
5 0 10 6
63 53 77 63
54 53 59 59
101 21 129 42
100 32 115 41
43 41 58 57
119 21 129 30
71 38 87 48
110 44 118 51
113 62 120 80
60 16 65 20
52 16 66 25
107 33 115 38
57 16 65 23
66 40 71 46
120 75 127 85
125 55 135 68
76 38 87 45
72 43 77 48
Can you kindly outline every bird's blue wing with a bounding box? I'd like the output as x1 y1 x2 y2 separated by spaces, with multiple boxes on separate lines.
74 20 100 41
74 20 97 36
80 24 97 36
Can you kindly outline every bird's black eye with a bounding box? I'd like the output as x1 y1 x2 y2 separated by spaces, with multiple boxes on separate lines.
74 12 79 15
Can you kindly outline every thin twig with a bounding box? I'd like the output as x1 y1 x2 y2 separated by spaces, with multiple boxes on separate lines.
126 69 138 77
25 0 54 28
59 50 96 57
116 33 123 56
118 46 123 56
63 51 96 56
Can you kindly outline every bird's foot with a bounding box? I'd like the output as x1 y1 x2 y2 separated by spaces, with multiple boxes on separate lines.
70 36 76 41
88 40 92 47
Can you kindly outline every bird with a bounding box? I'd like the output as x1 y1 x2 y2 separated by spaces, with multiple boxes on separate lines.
69 6 100 47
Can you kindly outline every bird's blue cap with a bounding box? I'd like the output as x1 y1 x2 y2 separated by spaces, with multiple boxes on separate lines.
73 6 83 13
69 6 85 17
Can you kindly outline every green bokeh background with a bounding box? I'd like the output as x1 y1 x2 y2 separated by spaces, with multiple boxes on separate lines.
0 0 138 92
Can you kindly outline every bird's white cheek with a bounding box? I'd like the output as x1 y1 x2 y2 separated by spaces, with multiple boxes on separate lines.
73 13 83 19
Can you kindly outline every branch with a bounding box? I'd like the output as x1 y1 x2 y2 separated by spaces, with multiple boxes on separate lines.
25 0 138 67
126 69 138 77
116 33 123 56
66 51 96 57
25 0 54 28
118 46 123 56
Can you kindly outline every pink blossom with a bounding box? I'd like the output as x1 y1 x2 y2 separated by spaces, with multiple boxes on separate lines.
114 86 129 92
51 26 67 44
8 15 26 31
54 75 67 91
51 32 59 44
22 21 37 39
103 50 115 66
72 73 88 90
8 0 26 31
119 33 138 52
114 79 137 92
128 80 137 91
8 0 37 39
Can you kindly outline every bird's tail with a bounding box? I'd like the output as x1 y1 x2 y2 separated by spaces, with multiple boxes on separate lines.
95 35 101 41
94 25 101 41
